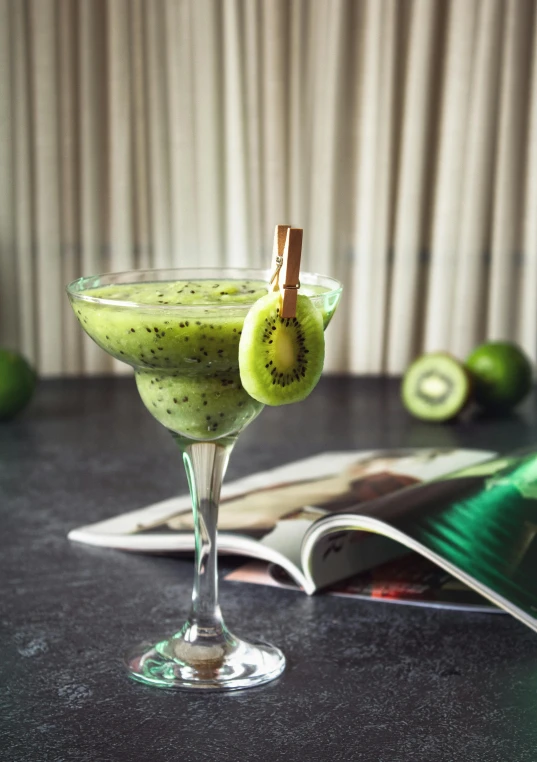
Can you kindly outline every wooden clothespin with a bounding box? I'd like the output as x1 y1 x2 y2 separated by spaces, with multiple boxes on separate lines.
270 224 290 293
270 224 303 318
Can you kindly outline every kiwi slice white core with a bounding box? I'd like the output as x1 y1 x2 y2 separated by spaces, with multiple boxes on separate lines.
239 292 325 406
276 332 295 370
419 372 452 403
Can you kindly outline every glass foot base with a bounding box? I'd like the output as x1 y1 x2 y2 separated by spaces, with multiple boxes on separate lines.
125 631 285 691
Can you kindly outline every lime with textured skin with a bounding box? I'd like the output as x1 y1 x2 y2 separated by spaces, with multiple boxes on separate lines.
401 352 471 422
0 349 37 420
465 341 533 412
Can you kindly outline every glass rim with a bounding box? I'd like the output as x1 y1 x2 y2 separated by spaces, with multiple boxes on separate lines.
66 267 343 311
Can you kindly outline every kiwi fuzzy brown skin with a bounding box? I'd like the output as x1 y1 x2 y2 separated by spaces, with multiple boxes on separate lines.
402 352 473 423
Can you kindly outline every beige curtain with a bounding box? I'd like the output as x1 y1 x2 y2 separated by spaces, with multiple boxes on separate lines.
0 0 536 377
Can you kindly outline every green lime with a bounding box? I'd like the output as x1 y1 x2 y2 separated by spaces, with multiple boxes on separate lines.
0 349 37 420
465 341 533 412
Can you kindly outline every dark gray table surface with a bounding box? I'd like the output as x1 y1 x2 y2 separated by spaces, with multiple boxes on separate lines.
2 376 537 762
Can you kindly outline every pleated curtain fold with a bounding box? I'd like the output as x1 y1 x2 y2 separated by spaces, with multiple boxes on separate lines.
0 0 536 376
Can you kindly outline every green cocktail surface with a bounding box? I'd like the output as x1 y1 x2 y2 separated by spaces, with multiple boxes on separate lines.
73 279 333 441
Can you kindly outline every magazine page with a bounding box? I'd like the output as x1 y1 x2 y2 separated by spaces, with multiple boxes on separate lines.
68 450 364 550
68 451 375 590
225 556 502 613
221 448 493 592
301 448 537 633
68 447 493 593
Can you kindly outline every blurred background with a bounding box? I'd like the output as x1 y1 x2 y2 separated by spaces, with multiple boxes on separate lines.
0 0 536 377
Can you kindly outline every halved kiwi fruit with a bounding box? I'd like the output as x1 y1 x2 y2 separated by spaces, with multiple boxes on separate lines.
402 353 471 422
239 292 325 405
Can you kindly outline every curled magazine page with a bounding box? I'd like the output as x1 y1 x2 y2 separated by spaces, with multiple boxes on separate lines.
302 449 537 632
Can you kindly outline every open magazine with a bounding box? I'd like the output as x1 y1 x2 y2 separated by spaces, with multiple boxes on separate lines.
66 450 489 597
69 446 537 630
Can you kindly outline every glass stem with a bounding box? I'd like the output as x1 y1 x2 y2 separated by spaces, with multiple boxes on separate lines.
179 438 235 639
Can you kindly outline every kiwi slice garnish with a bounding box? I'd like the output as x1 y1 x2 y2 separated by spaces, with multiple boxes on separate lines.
239 292 325 405
402 352 471 422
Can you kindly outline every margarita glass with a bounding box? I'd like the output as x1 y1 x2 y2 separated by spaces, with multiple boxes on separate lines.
67 267 342 690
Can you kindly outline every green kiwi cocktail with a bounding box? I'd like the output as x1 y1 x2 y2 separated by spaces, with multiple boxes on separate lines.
67 267 342 692
73 279 269 441
71 275 337 443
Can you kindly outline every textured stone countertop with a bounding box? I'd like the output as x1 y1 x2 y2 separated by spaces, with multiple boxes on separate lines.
2 376 537 762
